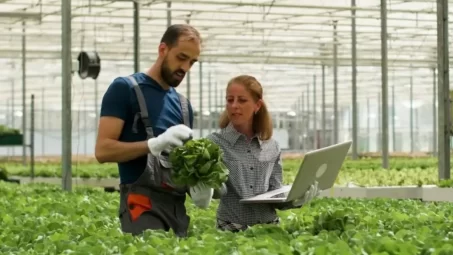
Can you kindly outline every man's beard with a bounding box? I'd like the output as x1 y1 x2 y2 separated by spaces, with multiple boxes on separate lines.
161 57 185 88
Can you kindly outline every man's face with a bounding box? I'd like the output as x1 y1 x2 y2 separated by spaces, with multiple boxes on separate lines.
160 36 201 88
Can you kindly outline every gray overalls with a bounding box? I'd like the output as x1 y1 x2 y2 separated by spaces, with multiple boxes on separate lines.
118 76 191 237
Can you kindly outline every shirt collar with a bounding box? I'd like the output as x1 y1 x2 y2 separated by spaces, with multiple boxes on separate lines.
141 72 175 93
223 122 264 147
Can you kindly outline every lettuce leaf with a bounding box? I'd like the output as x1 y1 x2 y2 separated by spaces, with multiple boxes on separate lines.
169 138 229 189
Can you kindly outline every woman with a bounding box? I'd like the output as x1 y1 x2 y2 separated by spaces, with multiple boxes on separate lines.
205 75 320 232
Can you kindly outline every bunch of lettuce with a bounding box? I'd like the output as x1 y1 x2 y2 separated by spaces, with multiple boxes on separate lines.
169 138 229 189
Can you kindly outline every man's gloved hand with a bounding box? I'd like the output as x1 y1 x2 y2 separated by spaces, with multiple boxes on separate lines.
190 183 213 209
292 181 321 207
147 124 193 156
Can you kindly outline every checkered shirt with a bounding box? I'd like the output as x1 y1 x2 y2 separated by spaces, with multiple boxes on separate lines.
207 123 286 227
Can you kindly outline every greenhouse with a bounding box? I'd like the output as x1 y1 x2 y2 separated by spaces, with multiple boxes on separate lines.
1 0 453 254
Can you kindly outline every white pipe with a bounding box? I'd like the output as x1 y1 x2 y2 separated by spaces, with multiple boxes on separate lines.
148 0 439 14
0 50 438 69
6 0 444 15
0 12 41 20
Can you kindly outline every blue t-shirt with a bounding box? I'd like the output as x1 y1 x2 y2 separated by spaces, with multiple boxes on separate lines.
100 72 194 184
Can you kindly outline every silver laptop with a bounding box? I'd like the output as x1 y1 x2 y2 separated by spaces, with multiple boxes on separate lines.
240 140 352 204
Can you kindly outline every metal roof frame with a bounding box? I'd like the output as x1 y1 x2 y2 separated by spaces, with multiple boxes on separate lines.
1 0 451 190
0 0 444 112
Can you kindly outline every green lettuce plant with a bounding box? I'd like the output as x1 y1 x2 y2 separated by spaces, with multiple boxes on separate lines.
169 138 229 189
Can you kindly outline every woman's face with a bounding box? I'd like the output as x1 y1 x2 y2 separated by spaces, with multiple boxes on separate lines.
226 82 261 128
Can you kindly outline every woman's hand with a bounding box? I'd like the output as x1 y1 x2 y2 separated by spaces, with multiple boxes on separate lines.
292 181 320 207
213 183 228 199
190 183 214 209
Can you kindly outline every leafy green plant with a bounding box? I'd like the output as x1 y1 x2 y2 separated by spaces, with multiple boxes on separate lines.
438 179 453 188
0 165 7 181
312 208 358 235
169 138 229 189
0 125 20 136
2 158 453 188
3 183 453 254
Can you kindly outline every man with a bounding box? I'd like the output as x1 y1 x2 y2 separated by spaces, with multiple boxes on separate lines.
95 24 213 237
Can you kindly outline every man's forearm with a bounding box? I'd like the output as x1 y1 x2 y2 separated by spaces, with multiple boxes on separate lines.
95 139 149 163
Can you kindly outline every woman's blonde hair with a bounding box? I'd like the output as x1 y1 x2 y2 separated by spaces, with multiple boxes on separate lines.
219 75 273 140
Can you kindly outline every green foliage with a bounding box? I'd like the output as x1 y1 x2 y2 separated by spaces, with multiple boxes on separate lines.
0 165 7 181
169 138 229 189
1 162 119 178
2 182 453 254
438 179 453 188
2 157 453 188
0 125 20 135
282 158 453 187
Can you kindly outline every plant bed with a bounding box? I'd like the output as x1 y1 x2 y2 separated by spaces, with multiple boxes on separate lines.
363 185 423 199
422 185 453 202
4 178 20 184
0 125 23 146
9 176 119 188
322 185 453 203
422 179 453 202
320 185 422 200
0 134 23 146
320 186 368 199
3 182 453 254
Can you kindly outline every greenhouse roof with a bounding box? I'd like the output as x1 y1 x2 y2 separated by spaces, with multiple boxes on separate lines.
0 0 444 113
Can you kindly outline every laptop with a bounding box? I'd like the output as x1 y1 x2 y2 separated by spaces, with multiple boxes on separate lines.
239 140 352 204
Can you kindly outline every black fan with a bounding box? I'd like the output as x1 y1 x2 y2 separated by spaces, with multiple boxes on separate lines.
77 51 101 80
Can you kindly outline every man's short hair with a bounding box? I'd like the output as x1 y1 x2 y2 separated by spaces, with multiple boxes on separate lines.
160 24 202 48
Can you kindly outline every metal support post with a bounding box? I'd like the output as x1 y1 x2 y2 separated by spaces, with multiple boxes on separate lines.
84 99 87 155
94 80 99 134
437 0 450 180
367 98 370 152
30 94 35 180
432 68 437 155
41 88 45 156
378 93 381 152
11 79 15 156
380 0 389 168
185 9 191 102
199 62 203 137
301 93 305 151
219 89 221 123
333 21 339 144
321 65 326 147
167 1 172 27
415 108 419 150
295 100 300 150
62 0 72 191
215 81 218 131
410 76 414 153
22 21 26 166
392 85 396 152
94 28 99 135
133 1 140 73
208 70 212 134
306 87 310 150
351 0 358 159
313 75 317 149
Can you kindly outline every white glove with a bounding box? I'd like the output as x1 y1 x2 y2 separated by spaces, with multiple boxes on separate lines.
292 181 321 207
190 183 213 209
147 124 193 156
